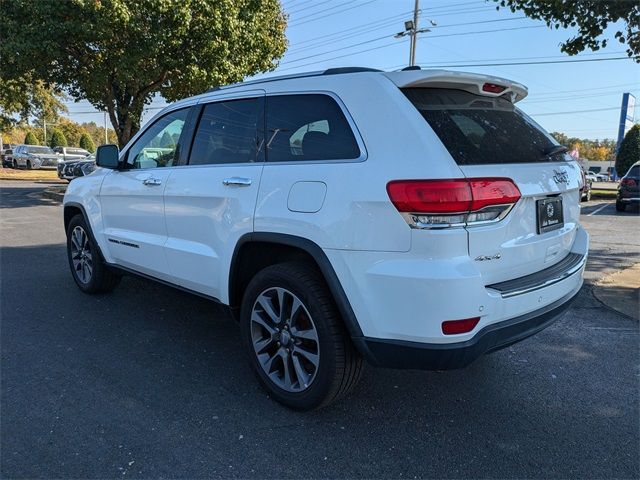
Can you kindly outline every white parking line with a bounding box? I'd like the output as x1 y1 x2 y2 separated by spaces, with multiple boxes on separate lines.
586 203 610 216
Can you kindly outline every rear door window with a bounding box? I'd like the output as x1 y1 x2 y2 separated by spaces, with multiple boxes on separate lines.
266 94 360 162
403 88 569 165
189 97 264 165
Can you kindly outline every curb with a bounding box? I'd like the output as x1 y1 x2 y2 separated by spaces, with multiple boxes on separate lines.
42 186 66 203
593 263 640 320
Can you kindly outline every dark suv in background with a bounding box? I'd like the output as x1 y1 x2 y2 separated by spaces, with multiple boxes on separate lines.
616 161 640 212
1 146 15 168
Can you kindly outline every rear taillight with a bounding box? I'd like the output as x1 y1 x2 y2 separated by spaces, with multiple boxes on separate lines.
387 178 521 229
621 178 637 187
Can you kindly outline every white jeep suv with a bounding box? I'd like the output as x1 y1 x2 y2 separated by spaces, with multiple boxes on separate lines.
63 67 588 410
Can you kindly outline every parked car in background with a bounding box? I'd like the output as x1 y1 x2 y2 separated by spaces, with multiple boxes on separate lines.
616 161 640 212
12 144 61 169
585 172 598 182
53 146 91 161
2 148 15 168
580 168 592 202
57 155 95 181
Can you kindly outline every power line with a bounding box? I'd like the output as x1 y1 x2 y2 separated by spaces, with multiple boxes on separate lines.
526 82 639 97
287 6 514 55
286 0 331 15
279 25 547 68
418 56 632 68
287 16 533 58
423 1 482 12
288 0 378 27
524 90 638 104
288 0 350 21
529 107 620 116
287 12 414 54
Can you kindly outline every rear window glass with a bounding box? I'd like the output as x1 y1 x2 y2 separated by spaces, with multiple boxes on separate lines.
403 88 570 165
266 94 360 162
627 165 639 177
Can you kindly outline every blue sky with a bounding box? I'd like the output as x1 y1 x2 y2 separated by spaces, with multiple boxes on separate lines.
65 0 639 141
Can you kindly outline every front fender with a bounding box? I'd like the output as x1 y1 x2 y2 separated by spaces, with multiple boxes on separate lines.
63 169 112 262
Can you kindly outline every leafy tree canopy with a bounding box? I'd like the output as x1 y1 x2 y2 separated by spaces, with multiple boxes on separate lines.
615 124 640 176
49 129 68 148
0 76 68 132
551 132 617 162
1 0 288 147
493 0 639 61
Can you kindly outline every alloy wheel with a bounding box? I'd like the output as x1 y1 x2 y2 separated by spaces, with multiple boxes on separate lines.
70 226 93 284
250 287 320 392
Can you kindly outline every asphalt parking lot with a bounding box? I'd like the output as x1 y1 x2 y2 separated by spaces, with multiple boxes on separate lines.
1 180 638 479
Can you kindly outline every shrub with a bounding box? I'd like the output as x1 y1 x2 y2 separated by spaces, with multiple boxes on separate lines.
79 132 96 153
49 129 68 148
24 131 39 145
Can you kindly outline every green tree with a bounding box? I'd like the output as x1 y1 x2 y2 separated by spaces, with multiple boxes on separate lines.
615 124 640 177
24 131 39 145
49 129 68 148
79 132 96 153
493 0 639 60
1 0 287 147
79 121 118 147
0 76 68 132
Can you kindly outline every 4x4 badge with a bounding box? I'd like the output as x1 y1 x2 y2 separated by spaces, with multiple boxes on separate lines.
553 169 569 185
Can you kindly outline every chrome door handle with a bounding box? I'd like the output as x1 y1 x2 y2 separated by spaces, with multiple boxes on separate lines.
223 177 252 187
143 177 162 186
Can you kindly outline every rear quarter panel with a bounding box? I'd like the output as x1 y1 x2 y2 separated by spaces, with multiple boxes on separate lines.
254 73 464 253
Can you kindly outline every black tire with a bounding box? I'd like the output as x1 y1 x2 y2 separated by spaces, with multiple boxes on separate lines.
581 189 591 202
616 200 626 212
13 160 18 169
240 261 363 411
26 160 32 170
66 214 120 293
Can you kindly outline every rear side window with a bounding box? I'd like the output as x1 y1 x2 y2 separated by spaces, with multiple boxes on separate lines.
403 88 568 165
266 94 360 162
189 97 264 165
627 165 639 177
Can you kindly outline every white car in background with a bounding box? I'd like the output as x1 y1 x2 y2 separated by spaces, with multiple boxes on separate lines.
63 67 588 410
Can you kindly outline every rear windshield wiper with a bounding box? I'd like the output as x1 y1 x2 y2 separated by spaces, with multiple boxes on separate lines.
542 145 568 159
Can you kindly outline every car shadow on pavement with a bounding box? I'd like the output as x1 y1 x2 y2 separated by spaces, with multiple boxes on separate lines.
2 243 638 478
0 186 60 209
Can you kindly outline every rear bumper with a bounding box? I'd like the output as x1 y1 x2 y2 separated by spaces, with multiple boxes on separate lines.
354 289 578 370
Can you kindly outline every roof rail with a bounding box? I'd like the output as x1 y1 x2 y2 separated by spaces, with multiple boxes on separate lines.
205 66 382 93
323 67 382 75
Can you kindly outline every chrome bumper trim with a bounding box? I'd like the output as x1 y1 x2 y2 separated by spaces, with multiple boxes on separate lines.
486 252 586 298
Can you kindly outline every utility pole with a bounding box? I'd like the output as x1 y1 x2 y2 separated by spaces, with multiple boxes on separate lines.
43 119 47 146
395 0 436 67
104 111 108 144
409 0 420 66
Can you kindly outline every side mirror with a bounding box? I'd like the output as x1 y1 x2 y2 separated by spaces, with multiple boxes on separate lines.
96 144 120 169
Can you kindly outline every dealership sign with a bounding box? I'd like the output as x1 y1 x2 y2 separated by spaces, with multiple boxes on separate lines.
617 92 636 153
